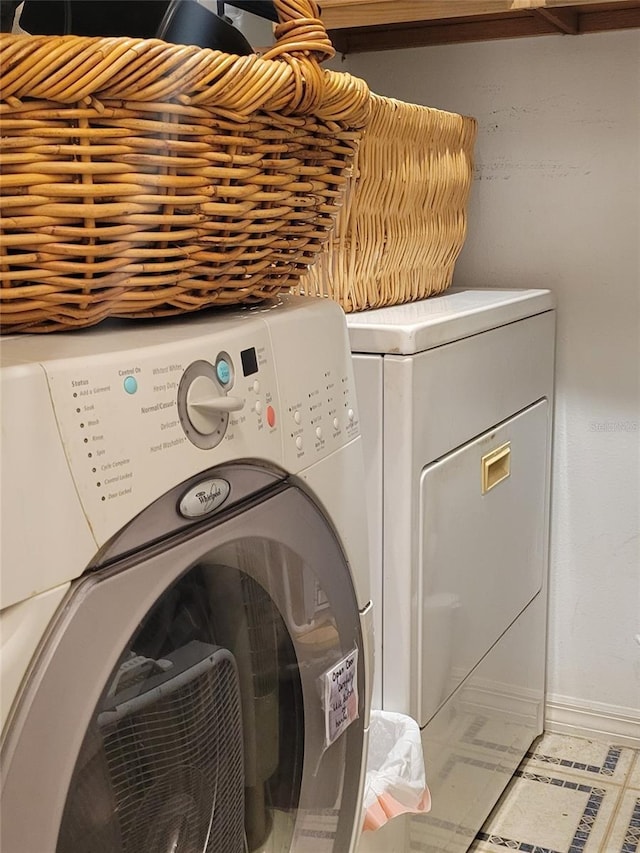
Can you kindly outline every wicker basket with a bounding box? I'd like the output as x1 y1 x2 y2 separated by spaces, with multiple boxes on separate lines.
296 94 477 312
0 0 370 332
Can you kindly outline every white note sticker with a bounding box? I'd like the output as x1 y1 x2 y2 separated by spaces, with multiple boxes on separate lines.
323 648 359 746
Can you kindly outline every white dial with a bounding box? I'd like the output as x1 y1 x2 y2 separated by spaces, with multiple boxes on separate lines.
178 361 244 450
187 375 243 435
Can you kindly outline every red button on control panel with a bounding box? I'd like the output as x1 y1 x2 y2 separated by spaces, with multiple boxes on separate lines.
266 405 276 428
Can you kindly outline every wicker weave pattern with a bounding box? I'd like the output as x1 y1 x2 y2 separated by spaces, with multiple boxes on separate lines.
0 0 370 332
297 94 477 312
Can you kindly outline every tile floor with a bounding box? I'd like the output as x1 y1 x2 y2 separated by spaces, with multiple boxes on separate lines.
468 732 640 853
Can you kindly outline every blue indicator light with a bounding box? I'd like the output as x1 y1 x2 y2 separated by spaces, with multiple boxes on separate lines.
216 359 231 385
123 376 138 394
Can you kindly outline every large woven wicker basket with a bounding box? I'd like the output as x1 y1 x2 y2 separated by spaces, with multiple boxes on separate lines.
0 0 370 332
296 94 477 312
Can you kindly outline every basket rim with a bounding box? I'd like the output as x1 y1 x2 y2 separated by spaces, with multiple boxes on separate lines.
0 0 370 123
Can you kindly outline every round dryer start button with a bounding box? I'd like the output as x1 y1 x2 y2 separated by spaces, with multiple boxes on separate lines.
123 376 138 394
266 405 276 428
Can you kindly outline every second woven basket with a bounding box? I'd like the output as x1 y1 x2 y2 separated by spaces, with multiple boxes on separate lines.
297 93 477 312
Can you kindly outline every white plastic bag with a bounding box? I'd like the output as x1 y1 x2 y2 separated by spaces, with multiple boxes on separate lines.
362 710 431 832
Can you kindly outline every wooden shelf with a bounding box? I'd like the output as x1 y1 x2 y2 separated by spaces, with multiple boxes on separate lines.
320 0 640 53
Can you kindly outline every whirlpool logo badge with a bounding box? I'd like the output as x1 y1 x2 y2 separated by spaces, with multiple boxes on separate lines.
179 478 231 519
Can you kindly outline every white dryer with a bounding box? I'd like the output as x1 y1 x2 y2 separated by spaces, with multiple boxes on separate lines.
0 296 373 853
348 289 556 853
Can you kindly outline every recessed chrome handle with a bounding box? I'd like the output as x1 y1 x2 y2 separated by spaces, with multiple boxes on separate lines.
481 442 511 494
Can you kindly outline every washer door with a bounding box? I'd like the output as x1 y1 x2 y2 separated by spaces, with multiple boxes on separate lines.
1 485 365 853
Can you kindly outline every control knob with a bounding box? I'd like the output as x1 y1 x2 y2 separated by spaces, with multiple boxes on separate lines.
178 361 244 450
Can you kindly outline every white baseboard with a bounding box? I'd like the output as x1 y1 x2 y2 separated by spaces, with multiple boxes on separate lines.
544 694 640 748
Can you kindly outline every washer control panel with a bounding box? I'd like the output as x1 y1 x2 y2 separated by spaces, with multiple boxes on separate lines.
6 298 360 546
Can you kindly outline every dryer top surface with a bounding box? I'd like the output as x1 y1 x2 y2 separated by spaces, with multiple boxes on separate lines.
346 288 555 354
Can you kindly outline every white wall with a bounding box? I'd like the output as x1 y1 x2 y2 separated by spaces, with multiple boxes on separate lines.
347 31 640 732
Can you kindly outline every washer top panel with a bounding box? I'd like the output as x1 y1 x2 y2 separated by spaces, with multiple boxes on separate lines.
346 288 555 355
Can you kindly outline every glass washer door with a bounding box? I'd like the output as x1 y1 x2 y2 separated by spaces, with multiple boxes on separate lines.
1 484 365 853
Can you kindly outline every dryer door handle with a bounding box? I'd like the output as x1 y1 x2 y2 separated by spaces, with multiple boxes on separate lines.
481 442 511 494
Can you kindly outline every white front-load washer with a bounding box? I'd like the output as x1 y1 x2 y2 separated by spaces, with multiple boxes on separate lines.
0 295 373 853
348 288 556 853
